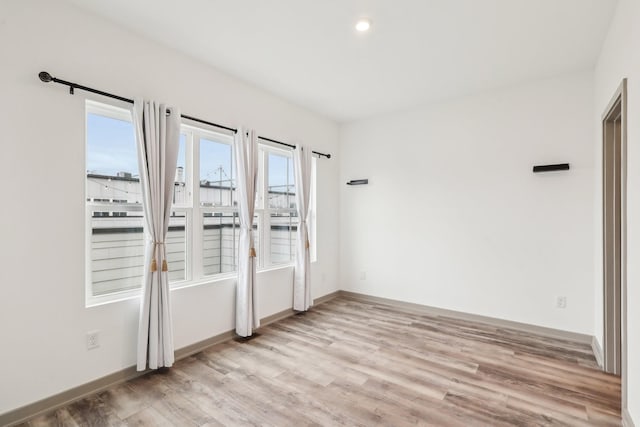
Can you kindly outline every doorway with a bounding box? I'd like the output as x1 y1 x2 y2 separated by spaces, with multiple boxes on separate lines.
602 79 626 377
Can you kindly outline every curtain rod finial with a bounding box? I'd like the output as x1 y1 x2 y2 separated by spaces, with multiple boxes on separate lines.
38 71 53 83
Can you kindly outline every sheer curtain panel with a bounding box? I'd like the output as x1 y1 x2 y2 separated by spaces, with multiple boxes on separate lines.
134 99 180 371
234 128 260 336
293 145 312 311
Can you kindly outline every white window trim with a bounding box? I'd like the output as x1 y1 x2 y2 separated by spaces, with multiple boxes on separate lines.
310 157 317 263
85 101 139 306
257 143 298 268
85 101 316 307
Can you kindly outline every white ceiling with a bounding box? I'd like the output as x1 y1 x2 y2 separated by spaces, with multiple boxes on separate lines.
67 0 617 123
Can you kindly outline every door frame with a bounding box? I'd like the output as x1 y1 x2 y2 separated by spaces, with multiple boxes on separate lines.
601 78 627 394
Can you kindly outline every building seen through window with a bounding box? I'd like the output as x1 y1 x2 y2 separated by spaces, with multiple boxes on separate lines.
85 101 312 302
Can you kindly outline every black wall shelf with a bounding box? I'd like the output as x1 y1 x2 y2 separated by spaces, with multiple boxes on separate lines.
346 179 368 186
533 163 570 173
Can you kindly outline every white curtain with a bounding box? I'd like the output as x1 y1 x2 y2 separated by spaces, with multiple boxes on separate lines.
134 99 181 371
234 128 260 336
293 145 313 311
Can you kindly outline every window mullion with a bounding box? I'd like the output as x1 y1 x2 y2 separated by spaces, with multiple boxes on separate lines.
256 210 264 269
192 131 203 281
184 131 194 281
261 149 271 267
85 203 93 304
264 210 272 267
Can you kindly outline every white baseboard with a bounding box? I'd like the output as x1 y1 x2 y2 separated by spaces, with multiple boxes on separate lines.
623 408 636 427
0 291 341 427
591 335 604 369
339 290 593 344
2 290 610 425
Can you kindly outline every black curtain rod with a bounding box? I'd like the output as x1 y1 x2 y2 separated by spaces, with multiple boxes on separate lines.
38 71 331 159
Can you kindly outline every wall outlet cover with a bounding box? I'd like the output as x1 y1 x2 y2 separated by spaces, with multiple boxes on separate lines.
556 296 567 309
86 331 100 350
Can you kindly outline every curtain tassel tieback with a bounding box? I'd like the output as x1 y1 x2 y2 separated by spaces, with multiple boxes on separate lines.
305 239 310 249
150 242 167 272
249 247 257 258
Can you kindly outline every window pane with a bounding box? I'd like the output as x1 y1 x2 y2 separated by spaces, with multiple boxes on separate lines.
200 138 234 207
173 134 188 205
86 112 140 203
89 208 186 296
87 106 189 300
167 211 186 282
202 212 239 275
90 209 144 296
268 153 295 209
270 212 298 265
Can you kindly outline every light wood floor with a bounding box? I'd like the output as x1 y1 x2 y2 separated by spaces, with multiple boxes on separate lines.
21 295 621 426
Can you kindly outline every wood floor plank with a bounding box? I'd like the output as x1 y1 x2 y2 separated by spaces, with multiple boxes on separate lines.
64 394 124 427
25 408 79 427
24 296 621 426
122 407 174 427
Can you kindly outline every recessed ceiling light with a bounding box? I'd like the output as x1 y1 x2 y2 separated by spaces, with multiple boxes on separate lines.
355 18 371 32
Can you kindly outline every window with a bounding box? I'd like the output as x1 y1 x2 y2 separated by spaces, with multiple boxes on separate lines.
86 101 145 301
195 129 240 276
255 148 298 267
86 101 316 304
86 101 188 303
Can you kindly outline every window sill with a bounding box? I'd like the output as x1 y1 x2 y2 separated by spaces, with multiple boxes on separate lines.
258 263 294 274
85 263 297 308
85 289 141 308
170 272 237 292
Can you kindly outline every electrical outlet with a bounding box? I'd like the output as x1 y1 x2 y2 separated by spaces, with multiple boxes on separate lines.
359 271 366 280
86 330 100 350
556 296 567 309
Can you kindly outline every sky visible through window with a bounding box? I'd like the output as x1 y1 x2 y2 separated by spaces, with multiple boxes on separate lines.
86 114 138 176
268 153 295 192
87 113 293 188
200 137 233 187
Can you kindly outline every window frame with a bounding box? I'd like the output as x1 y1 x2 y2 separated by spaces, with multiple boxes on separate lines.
85 100 317 306
85 101 144 306
257 144 299 268
188 125 239 282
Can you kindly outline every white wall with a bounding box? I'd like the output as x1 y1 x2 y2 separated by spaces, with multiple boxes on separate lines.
594 0 640 422
0 0 339 415
339 72 595 335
